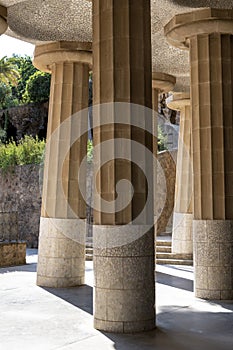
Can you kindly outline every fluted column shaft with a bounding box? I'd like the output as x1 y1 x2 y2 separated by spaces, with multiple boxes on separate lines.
191 33 233 299
0 6 7 34
168 95 193 255
152 88 159 115
41 61 88 219
152 88 158 231
152 72 176 235
165 8 233 300
93 0 155 333
190 33 233 220
175 104 192 214
34 42 92 288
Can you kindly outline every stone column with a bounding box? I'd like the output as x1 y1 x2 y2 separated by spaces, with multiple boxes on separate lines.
152 72 176 113
0 6 7 35
34 42 92 288
165 8 233 299
93 0 155 333
152 72 176 234
167 93 193 255
152 72 176 156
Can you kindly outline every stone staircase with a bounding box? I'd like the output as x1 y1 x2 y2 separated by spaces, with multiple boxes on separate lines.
85 237 93 261
85 237 193 266
156 239 193 265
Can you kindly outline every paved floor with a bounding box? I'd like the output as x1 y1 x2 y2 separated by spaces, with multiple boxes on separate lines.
0 249 233 350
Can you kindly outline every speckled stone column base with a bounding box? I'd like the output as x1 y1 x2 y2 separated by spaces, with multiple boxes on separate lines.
172 212 193 254
193 220 233 300
93 225 155 333
37 217 85 288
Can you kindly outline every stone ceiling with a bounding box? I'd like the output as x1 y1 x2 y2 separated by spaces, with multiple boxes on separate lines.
0 0 232 91
151 0 233 91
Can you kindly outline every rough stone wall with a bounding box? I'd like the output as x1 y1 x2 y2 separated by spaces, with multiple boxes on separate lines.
0 101 48 140
0 153 177 246
0 242 26 267
156 150 177 235
0 164 42 247
0 212 18 241
86 151 177 239
0 163 94 247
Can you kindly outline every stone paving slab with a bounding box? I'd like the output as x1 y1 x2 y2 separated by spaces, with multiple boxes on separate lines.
0 249 232 350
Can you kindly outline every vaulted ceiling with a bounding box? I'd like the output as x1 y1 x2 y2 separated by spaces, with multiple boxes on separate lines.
1 0 232 92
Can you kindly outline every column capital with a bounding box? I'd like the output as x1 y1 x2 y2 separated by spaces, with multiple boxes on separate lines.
33 41 92 72
152 72 176 92
0 5 7 34
167 92 190 111
164 8 233 50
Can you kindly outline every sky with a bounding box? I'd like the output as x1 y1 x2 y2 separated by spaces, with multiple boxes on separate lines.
0 34 34 58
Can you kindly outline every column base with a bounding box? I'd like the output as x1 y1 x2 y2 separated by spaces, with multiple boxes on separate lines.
193 220 233 300
93 225 156 333
172 212 193 254
94 318 155 334
37 217 86 288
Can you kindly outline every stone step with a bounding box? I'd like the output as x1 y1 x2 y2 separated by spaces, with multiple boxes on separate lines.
86 247 93 254
158 232 172 236
85 254 93 261
85 240 174 260
156 252 193 260
156 258 193 266
156 246 172 253
85 255 193 265
86 242 93 248
86 239 172 247
85 250 193 265
156 241 172 247
85 238 191 263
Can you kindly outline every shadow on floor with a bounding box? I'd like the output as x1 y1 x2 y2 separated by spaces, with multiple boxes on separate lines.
42 284 93 315
103 307 233 350
27 249 38 255
208 300 233 312
156 271 193 292
167 265 193 273
0 262 37 274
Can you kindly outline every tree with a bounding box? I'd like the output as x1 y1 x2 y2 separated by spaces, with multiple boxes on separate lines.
0 83 11 108
0 57 20 141
8 55 37 102
0 55 50 142
0 83 18 109
23 71 51 103
0 56 20 86
158 125 167 152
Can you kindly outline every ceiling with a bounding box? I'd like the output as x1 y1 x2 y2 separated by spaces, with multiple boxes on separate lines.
0 0 232 91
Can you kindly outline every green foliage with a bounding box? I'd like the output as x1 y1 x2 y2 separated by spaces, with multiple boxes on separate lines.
17 136 45 165
87 139 93 163
0 110 10 143
0 136 45 173
0 140 18 172
0 55 50 107
158 126 167 152
23 71 51 103
0 56 20 86
0 137 94 173
9 55 38 102
0 128 7 143
0 83 18 109
0 56 37 108
0 83 11 109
